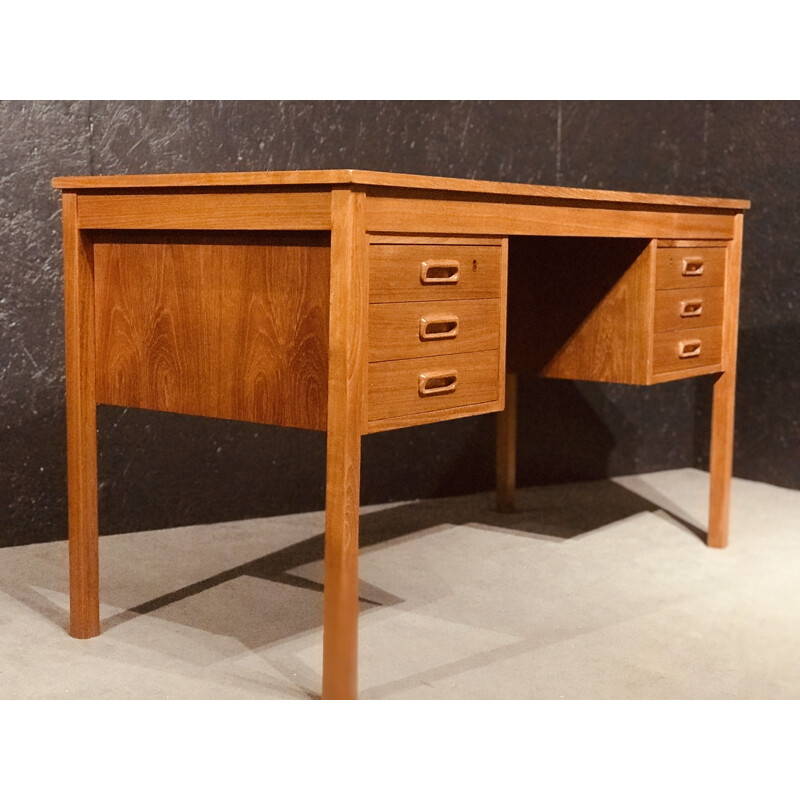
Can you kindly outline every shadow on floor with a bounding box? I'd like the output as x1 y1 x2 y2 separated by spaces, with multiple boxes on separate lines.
362 478 706 544
86 478 706 648
0 477 707 676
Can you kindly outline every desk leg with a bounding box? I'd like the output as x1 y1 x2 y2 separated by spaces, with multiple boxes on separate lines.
708 369 736 548
322 424 362 699
322 189 366 699
708 215 743 549
62 193 100 639
497 372 517 512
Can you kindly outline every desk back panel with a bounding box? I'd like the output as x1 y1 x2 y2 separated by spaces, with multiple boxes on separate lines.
93 231 331 430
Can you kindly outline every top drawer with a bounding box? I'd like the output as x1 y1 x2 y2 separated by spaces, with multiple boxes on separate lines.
656 246 726 290
370 243 502 302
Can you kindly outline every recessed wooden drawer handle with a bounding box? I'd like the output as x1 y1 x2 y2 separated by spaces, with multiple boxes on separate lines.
680 299 704 318
679 339 702 358
418 370 458 396
681 256 705 277
419 314 459 341
420 259 460 284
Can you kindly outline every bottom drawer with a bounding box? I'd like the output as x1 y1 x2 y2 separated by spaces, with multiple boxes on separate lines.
369 350 500 422
652 326 722 375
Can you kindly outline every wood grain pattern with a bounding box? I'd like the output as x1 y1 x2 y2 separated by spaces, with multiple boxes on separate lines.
322 189 367 700
62 193 100 639
709 217 743 548
369 350 500 423
365 194 737 240
369 243 502 302
76 190 331 230
369 299 501 361
94 232 330 430
655 246 726 290
654 286 725 332
53 169 750 210
507 237 655 384
496 372 517 513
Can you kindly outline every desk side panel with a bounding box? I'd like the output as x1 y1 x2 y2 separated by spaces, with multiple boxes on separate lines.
94 231 330 430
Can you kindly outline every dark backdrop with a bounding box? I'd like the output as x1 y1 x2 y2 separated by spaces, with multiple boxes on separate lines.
1 101 797 547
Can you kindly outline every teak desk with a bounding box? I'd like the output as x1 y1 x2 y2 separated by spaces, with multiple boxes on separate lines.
53 170 749 699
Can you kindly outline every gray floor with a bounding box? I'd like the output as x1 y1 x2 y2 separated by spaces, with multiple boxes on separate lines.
1 468 798 699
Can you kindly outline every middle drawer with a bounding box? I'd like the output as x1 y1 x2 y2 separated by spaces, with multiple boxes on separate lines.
654 286 725 333
369 299 501 362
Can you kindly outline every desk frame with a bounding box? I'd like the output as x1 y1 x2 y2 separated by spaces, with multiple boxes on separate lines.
55 170 748 699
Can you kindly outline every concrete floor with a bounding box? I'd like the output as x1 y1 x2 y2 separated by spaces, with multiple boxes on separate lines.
1 468 798 699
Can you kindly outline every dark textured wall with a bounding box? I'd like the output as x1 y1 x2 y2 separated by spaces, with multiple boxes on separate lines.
1 101 797 547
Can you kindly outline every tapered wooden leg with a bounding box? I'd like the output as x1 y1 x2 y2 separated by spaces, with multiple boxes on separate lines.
322 189 367 700
707 214 743 549
708 369 736 548
322 423 362 699
63 193 100 638
497 372 517 512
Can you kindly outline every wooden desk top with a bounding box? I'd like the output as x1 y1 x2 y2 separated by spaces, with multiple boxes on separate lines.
52 169 750 211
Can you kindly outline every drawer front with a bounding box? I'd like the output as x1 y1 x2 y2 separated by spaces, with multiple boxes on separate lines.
656 247 726 290
652 326 722 375
369 350 500 422
369 299 501 362
370 244 502 302
654 286 725 332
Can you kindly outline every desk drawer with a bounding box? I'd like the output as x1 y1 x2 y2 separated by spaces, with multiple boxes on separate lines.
369 299 501 362
652 325 722 375
656 247 726 290
654 286 724 332
370 244 502 302
369 350 500 422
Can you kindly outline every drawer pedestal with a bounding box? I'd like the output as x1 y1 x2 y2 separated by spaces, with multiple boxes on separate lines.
367 236 507 432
